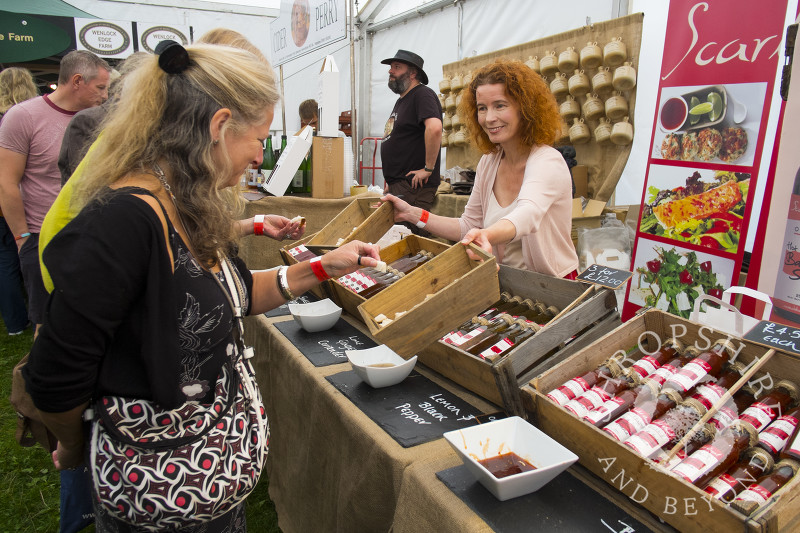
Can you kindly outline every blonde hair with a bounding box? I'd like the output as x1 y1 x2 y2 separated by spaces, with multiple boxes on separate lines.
197 28 268 63
75 44 279 265
0 67 38 114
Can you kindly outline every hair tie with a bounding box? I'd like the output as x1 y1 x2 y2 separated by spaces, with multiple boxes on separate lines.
155 40 190 74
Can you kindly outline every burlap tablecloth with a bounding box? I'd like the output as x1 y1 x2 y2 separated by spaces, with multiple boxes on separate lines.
242 313 497 533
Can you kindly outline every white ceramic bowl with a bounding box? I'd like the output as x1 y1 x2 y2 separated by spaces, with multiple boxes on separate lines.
443 416 578 501
345 345 417 388
287 298 342 332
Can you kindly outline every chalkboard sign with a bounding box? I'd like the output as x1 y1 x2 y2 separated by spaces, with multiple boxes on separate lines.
744 320 800 356
326 370 484 447
436 465 648 532
264 292 320 317
576 264 632 289
274 319 377 366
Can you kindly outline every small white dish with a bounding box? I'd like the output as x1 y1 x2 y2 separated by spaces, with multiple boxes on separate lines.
345 345 417 388
443 416 578 501
288 298 342 332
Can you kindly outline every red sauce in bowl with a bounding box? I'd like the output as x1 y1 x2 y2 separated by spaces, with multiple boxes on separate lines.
478 452 537 478
660 97 687 131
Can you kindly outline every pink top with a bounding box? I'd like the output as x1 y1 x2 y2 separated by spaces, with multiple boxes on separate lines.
459 144 579 277
0 95 75 232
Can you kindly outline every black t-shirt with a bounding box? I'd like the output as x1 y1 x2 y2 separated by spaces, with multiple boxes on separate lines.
380 84 442 188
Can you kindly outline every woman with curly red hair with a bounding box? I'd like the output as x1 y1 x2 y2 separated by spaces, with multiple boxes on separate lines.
382 58 578 277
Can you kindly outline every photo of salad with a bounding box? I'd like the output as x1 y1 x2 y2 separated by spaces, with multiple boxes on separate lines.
639 167 750 254
628 239 733 319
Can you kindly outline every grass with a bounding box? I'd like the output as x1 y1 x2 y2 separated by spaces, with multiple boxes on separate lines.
0 318 280 532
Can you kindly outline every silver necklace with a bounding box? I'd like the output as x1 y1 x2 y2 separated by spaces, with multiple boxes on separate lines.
152 162 177 204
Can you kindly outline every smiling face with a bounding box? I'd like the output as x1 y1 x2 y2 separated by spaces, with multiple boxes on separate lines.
217 107 275 188
476 83 522 150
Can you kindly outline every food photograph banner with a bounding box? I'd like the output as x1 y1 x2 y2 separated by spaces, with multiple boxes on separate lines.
622 0 789 320
270 0 346 66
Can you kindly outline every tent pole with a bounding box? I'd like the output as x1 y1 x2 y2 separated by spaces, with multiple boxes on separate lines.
350 0 357 169
279 65 286 137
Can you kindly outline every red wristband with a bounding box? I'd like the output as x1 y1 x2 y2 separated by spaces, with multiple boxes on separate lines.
253 214 265 236
416 210 430 229
310 257 330 281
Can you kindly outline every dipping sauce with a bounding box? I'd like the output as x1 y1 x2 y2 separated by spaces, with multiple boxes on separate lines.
478 452 537 478
660 97 687 131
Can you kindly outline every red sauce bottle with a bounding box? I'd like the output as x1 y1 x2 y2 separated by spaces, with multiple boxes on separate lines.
623 398 708 460
757 405 800 458
642 353 692 388
286 244 317 262
627 338 684 380
738 380 799 433
671 420 759 486
584 380 660 427
708 384 758 431
547 355 624 406
602 388 684 441
732 458 800 516
564 372 641 419
703 447 775 503
661 340 737 395
689 362 745 411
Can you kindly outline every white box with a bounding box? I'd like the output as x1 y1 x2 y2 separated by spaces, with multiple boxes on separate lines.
317 56 339 137
262 126 313 196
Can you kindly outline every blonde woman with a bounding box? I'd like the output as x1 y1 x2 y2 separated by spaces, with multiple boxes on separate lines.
0 67 38 116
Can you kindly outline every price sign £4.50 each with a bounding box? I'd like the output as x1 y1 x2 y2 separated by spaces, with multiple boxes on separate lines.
577 264 633 290
744 320 800 357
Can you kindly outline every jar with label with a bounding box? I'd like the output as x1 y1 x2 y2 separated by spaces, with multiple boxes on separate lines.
568 118 590 145
524 56 540 74
445 94 457 113
671 420 759 486
594 118 612 144
439 75 451 93
757 405 800 458
438 93 446 108
623 398 707 459
603 388 684 441
704 447 774 502
661 340 737 395
442 114 452 131
732 458 800 516
689 362 745 411
628 338 684 380
539 50 559 77
580 41 603 69
455 93 463 110
613 61 637 91
583 93 605 120
450 72 464 92
610 116 633 145
559 95 581 121
605 92 629 121
564 373 639 419
643 354 691 388
451 113 462 129
558 46 579 73
547 355 624 406
568 69 591 97
709 385 758 431
591 67 613 93
584 380 660 427
550 72 569 98
453 127 468 146
603 36 627 67
738 380 799 432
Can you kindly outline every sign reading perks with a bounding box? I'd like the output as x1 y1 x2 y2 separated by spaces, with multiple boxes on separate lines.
326 370 483 447
274 318 377 366
577 264 632 290
270 0 346 66
74 18 134 58
744 320 800 357
622 0 790 321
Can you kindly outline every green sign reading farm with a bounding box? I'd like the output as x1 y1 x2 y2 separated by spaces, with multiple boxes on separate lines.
0 11 72 62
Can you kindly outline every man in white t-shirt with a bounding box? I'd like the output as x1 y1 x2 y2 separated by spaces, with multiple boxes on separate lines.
0 50 110 333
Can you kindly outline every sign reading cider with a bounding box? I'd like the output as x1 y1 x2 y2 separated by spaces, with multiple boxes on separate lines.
270 0 346 66
74 18 134 59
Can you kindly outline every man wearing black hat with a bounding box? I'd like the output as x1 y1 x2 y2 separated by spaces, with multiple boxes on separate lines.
380 49 443 236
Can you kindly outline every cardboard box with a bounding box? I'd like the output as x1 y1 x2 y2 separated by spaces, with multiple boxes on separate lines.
317 55 339 137
572 165 588 198
358 243 500 359
571 206 629 247
329 235 450 319
263 126 313 196
311 136 344 199
417 265 619 410
524 310 800 532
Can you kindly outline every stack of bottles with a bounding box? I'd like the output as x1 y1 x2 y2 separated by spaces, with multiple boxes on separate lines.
438 292 560 362
546 336 800 516
337 251 434 299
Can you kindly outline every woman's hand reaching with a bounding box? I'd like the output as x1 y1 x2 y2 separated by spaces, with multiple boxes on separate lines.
319 240 381 277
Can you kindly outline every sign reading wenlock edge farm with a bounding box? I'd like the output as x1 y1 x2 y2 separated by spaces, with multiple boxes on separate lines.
622 0 789 321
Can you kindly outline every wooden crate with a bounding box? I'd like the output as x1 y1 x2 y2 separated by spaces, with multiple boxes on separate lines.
311 196 393 247
329 235 450 319
417 265 619 411
358 243 500 359
524 310 800 533
277 232 330 300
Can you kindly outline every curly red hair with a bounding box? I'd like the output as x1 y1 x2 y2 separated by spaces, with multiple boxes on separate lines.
458 59 560 154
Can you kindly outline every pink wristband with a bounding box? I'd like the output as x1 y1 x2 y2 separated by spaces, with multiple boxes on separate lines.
416 210 430 229
310 257 330 281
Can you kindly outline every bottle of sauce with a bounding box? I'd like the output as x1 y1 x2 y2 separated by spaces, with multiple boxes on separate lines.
709 384 758 431
442 293 511 343
458 314 519 353
479 320 542 362
389 251 433 274
623 398 708 459
738 380 799 432
652 423 716 469
779 412 800 462
469 319 533 361
689 362 745 411
704 447 774 502
670 420 759 486
584 380 660 427
757 405 800 458
564 372 641 419
628 338 684 380
642 353 692 388
603 388 684 441
547 355 624 406
286 244 317 262
661 340 737 395
357 271 404 298
732 458 800 516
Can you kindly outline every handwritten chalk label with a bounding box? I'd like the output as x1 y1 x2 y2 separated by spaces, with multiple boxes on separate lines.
274 319 377 366
744 320 800 356
264 291 319 317
326 370 483 447
577 264 632 289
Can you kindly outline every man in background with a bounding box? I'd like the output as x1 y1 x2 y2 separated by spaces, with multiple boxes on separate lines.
299 98 318 130
379 49 443 236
